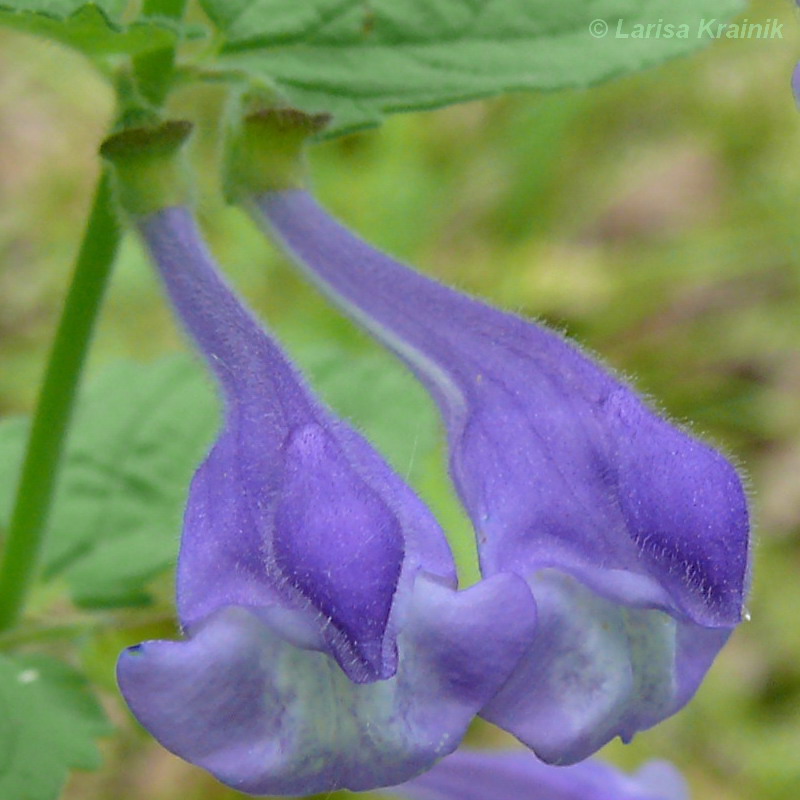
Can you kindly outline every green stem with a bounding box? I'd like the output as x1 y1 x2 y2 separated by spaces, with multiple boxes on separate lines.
0 172 120 633
133 0 190 108
142 0 188 21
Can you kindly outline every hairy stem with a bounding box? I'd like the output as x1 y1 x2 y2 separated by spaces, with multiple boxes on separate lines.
0 172 120 633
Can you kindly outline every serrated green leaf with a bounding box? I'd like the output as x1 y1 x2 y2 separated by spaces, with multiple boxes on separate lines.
0 1 188 57
0 358 219 609
203 0 745 135
0 347 439 609
0 0 123 13
43 357 221 607
0 653 110 800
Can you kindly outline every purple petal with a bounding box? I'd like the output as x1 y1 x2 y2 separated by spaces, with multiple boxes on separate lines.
253 189 750 757
138 206 458 683
793 62 800 108
117 573 536 795
389 749 689 800
272 423 404 675
480 571 730 763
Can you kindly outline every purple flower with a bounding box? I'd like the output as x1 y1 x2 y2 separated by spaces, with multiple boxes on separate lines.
249 184 750 764
389 749 689 800
103 128 537 795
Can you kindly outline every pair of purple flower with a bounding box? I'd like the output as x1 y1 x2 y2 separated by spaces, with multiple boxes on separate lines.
103 112 749 798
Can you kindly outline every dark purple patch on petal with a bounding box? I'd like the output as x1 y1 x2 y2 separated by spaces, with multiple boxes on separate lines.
273 423 404 681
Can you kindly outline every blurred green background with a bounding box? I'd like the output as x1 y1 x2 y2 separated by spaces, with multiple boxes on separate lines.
1 0 799 798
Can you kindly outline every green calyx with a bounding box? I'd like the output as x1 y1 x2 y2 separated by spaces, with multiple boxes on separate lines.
100 120 193 217
224 106 330 201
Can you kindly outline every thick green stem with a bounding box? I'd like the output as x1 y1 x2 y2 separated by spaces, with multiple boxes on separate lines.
0 172 120 632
